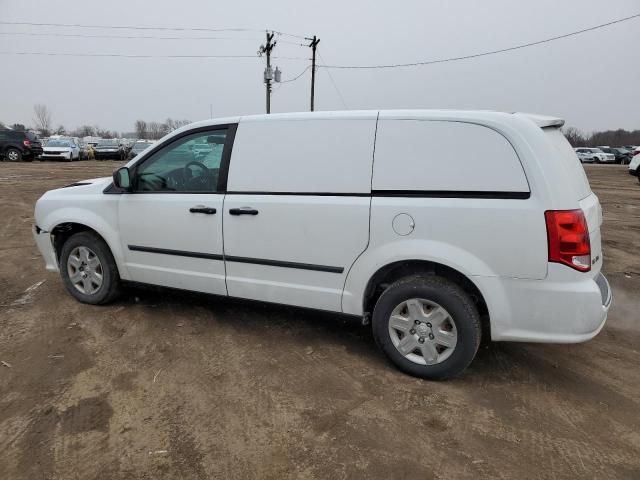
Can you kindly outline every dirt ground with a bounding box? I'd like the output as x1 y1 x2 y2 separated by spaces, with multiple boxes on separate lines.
1 161 639 480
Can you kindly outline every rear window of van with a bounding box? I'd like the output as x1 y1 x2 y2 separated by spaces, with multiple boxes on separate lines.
372 120 529 193
544 128 591 200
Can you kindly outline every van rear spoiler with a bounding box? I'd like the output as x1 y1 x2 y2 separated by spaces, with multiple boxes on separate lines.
516 113 565 129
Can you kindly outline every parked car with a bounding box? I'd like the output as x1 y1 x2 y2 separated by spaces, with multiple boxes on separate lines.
127 140 154 160
574 148 596 163
94 139 125 160
574 147 615 163
0 130 43 161
615 148 634 165
630 149 640 182
598 147 632 165
41 138 81 161
33 111 611 380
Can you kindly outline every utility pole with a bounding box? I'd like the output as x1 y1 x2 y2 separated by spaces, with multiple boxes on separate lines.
259 31 276 114
307 35 320 111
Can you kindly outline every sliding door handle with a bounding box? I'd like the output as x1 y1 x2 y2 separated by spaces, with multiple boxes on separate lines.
229 207 259 216
189 206 217 214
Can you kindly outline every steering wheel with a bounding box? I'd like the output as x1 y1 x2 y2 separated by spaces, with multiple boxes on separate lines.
183 161 210 190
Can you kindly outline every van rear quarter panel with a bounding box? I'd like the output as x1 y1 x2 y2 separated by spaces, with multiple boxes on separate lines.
341 197 548 315
343 115 552 315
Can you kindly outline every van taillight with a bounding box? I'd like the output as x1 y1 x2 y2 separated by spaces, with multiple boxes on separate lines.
23 140 31 147
545 210 591 272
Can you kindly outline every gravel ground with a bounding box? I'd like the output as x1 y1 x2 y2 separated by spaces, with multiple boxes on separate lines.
1 161 639 480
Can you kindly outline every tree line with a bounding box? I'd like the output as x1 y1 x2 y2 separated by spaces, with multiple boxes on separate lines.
563 127 640 148
0 104 190 140
134 118 192 140
5 105 637 147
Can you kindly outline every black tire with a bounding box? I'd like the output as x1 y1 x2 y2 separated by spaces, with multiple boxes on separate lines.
6 148 22 162
59 231 122 305
372 275 481 380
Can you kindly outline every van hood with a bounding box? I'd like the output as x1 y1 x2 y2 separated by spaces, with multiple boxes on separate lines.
50 176 112 193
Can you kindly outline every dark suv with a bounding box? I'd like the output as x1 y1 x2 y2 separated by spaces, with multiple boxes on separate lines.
0 130 43 161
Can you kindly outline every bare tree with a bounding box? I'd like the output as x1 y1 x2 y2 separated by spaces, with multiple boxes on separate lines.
11 123 26 131
175 119 191 128
135 120 148 139
95 127 113 139
75 125 95 137
149 121 164 140
164 118 177 132
55 125 66 135
563 127 586 147
33 104 52 136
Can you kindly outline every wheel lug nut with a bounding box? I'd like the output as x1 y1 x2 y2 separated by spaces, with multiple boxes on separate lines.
410 329 416 335
414 320 420 325
426 323 432 328
418 338 425 343
429 334 434 340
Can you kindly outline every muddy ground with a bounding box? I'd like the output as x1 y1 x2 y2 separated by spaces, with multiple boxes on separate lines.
1 161 639 479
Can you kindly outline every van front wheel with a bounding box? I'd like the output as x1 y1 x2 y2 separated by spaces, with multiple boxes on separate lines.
60 232 122 305
372 275 481 380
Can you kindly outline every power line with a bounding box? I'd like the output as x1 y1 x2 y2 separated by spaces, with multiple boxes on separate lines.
0 51 261 58
0 31 264 41
279 65 312 83
0 20 264 33
318 13 640 69
318 52 348 109
0 21 309 40
0 51 309 60
274 31 308 40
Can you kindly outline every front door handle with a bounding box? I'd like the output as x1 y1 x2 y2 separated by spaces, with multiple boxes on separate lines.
229 207 259 216
189 206 217 214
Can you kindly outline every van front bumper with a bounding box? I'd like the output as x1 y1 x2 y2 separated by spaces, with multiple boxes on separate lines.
33 225 59 272
478 265 612 343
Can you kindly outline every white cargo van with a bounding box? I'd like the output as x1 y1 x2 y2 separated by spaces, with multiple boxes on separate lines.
33 111 611 379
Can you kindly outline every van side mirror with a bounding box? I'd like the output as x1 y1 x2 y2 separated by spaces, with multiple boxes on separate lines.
113 167 131 191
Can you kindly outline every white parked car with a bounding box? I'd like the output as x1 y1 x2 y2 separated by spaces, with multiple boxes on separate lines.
33 111 612 380
42 138 81 161
574 148 596 163
629 149 640 182
574 147 615 164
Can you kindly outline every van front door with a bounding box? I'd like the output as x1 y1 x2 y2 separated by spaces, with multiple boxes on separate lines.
117 126 235 295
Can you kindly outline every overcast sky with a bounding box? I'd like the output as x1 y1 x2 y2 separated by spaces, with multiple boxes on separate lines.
1 0 638 134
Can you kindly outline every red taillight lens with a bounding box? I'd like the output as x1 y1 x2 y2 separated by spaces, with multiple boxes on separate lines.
545 210 591 272
23 139 31 147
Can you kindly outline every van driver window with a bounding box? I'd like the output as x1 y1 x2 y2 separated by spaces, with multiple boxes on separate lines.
134 129 228 193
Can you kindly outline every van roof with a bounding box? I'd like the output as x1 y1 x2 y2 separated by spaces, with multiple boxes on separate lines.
184 109 565 130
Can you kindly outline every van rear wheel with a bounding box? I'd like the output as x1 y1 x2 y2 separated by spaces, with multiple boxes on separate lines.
372 275 481 380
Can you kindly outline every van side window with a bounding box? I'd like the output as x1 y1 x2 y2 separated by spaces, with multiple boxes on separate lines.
372 120 529 193
134 129 228 193
226 119 377 193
